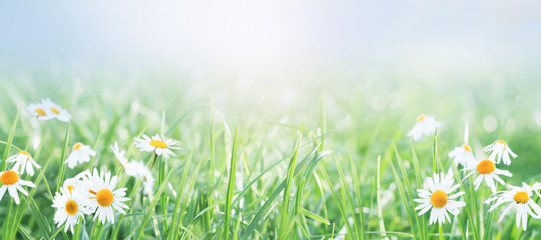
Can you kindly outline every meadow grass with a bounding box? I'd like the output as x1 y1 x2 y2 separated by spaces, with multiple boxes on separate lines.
0 72 541 239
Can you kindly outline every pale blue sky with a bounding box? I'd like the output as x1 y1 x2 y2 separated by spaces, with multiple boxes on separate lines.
1 0 541 73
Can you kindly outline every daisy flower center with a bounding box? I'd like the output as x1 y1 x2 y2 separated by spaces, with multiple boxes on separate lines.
514 191 529 204
150 140 168 149
462 144 472 152
494 140 507 146
50 107 60 115
417 114 427 122
17 151 32 160
96 189 114 207
476 160 495 174
430 190 448 208
0 170 19 185
73 143 84 150
34 108 47 116
67 185 75 194
65 200 78 215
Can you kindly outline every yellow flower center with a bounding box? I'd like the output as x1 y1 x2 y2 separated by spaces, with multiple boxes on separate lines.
50 107 60 115
462 144 472 152
476 160 495 175
150 140 168 149
494 140 507 146
0 170 19 185
514 191 529 204
65 200 78 215
417 114 427 122
73 143 84 150
67 185 75 194
18 151 32 158
430 190 448 208
96 189 114 207
34 108 46 117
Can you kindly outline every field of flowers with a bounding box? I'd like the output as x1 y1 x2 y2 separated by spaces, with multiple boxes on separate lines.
1 73 541 239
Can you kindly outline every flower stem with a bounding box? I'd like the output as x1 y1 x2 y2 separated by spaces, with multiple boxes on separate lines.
439 224 443 240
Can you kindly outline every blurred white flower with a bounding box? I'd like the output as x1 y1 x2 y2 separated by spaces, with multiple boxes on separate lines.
41 98 71 122
407 114 440 141
26 102 55 120
112 142 155 196
7 151 41 176
448 144 476 166
483 140 517 165
65 143 96 169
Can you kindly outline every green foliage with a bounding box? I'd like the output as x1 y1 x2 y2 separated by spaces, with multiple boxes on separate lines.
0 75 540 239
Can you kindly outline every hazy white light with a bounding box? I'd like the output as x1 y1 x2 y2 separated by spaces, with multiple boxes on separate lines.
483 116 498 132
370 95 387 112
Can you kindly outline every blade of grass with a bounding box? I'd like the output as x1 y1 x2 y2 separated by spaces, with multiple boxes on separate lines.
136 165 176 240
240 149 330 239
55 121 71 192
277 125 302 239
1 104 21 171
223 124 239 240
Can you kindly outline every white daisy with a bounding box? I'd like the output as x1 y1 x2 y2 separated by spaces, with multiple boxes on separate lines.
485 183 541 230
126 161 155 196
63 170 91 194
462 159 512 193
83 169 130 224
483 140 517 165
111 142 129 168
448 144 476 166
414 169 466 225
64 143 96 169
407 114 441 141
6 151 41 176
26 102 55 120
133 134 179 158
52 187 92 233
0 170 36 204
112 142 155 195
524 182 541 198
41 98 71 122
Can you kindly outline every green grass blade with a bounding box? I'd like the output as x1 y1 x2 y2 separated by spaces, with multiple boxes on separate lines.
1 104 21 171
223 124 239 240
55 121 71 192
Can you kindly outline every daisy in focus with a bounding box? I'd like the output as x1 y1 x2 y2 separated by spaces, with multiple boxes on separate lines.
26 101 55 120
483 140 517 165
65 142 96 169
0 170 36 204
133 134 179 158
485 182 541 230
463 159 512 192
448 144 476 166
414 169 466 225
83 169 130 224
407 114 441 141
52 187 92 233
41 98 71 122
6 151 41 176
112 142 155 195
